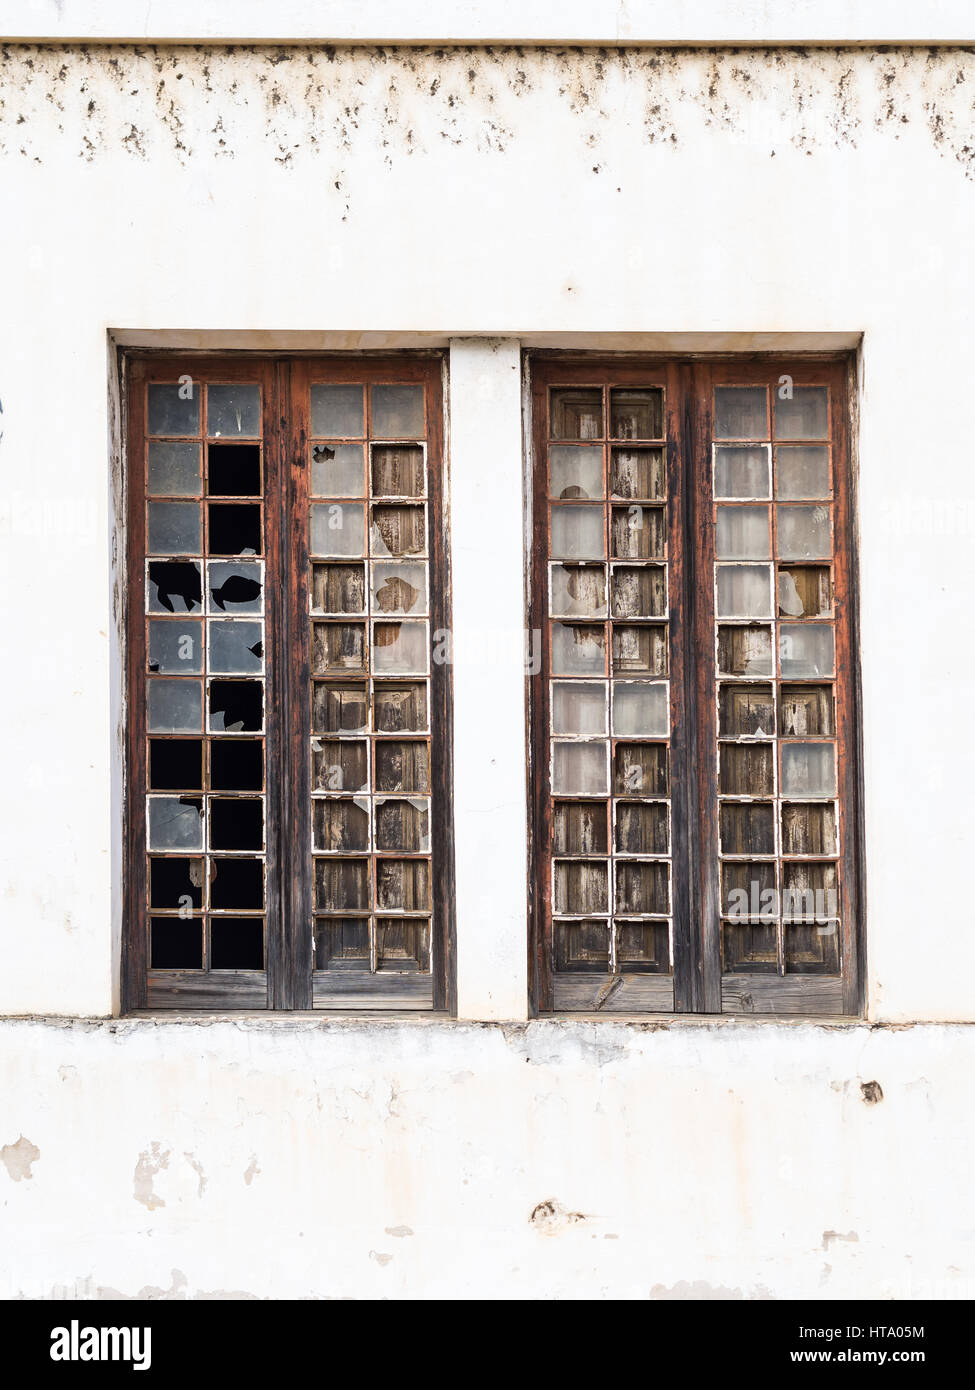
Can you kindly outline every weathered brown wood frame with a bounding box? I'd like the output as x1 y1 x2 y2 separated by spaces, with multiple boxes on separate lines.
528 354 863 1017
122 353 454 1013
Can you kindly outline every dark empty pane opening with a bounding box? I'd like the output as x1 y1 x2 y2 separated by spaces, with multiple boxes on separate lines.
208 503 262 556
210 857 265 910
209 739 263 791
209 798 264 851
148 738 204 791
207 444 262 497
150 917 203 969
209 680 263 733
210 917 265 969
150 856 204 909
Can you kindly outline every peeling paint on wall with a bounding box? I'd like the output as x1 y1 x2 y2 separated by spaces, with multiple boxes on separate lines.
0 45 972 189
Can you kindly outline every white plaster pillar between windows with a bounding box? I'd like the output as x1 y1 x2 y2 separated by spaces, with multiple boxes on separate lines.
448 338 530 1021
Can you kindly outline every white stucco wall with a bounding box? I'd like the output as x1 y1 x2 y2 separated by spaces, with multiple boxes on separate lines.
0 36 974 1298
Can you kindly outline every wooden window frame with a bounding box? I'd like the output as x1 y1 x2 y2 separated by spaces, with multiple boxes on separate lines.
528 354 864 1017
122 352 454 1014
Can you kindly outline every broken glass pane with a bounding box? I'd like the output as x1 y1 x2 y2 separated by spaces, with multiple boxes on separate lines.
311 443 366 497
371 562 428 615
147 795 204 850
206 560 263 614
147 559 203 614
373 621 429 675
208 619 264 674
208 679 264 733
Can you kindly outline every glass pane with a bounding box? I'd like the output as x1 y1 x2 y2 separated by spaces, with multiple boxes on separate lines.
372 683 427 733
371 562 427 615
781 742 837 797
147 678 203 733
611 565 666 619
148 618 204 675
716 564 772 617
371 445 425 498
774 386 828 439
550 564 607 617
777 566 831 618
147 560 203 614
552 742 608 795
552 681 607 736
550 388 602 440
310 503 365 557
612 681 669 736
549 445 603 499
616 861 669 914
611 506 665 560
313 798 371 853
554 803 609 855
714 445 770 498
554 861 609 914
776 445 830 499
610 388 663 440
551 624 606 676
147 442 202 497
206 384 261 437
311 384 364 438
208 619 264 674
615 803 669 855
147 501 201 556
312 682 370 734
715 506 770 559
777 505 831 560
148 383 199 436
311 443 365 497
779 685 835 737
611 625 668 676
370 505 426 557
372 621 429 674
779 623 835 677
610 447 665 500
714 387 767 439
311 563 366 615
206 560 263 614
371 384 424 439
147 796 204 851
718 684 775 737
374 798 430 854
717 624 773 676
551 505 605 560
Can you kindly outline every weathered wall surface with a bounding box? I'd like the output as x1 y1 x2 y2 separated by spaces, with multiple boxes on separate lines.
1 42 974 1298
2 1017 972 1301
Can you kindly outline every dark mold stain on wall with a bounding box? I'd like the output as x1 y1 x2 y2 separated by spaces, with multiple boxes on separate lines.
0 44 972 181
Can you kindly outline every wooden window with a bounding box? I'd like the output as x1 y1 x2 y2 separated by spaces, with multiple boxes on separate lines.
530 359 862 1016
124 356 453 1012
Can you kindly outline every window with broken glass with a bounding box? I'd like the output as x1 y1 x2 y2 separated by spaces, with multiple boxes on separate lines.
124 356 452 1012
529 358 862 1016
